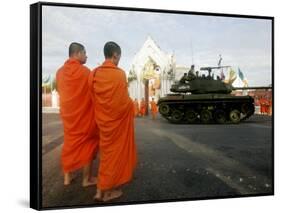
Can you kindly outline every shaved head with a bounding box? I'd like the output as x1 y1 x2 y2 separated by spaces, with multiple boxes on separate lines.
69 42 85 57
68 42 87 64
104 41 121 58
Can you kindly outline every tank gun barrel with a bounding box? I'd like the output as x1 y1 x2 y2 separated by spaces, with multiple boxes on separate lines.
233 86 272 90
200 66 231 71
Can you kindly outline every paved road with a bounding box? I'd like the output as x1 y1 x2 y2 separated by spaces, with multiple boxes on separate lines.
42 113 273 208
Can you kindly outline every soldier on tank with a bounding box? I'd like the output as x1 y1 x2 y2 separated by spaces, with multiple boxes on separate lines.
187 64 196 80
179 73 188 84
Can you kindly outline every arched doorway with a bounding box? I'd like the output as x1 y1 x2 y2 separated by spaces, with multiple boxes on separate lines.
141 57 161 115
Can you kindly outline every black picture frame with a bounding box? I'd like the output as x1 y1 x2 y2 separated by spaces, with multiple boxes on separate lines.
30 1 274 210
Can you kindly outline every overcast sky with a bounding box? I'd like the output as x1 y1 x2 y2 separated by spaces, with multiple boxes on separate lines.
42 5 272 86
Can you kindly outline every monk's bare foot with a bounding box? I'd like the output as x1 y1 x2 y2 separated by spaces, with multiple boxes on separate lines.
102 189 123 202
82 176 97 187
64 173 72 186
93 189 103 201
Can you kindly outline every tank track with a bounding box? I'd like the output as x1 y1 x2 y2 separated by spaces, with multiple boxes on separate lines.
158 95 255 124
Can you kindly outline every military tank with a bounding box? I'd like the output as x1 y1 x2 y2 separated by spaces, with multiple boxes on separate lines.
157 66 265 124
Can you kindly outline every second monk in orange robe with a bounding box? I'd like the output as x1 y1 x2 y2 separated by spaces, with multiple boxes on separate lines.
140 98 147 117
89 41 137 202
56 42 99 187
150 97 158 120
133 98 140 117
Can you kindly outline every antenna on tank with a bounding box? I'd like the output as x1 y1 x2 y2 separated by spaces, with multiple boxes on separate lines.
190 40 194 65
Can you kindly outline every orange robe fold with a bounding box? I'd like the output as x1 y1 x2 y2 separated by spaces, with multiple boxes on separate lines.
259 98 267 114
150 100 158 116
56 58 99 173
89 60 137 190
140 100 147 116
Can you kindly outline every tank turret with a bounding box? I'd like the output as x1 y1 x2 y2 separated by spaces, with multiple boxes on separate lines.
170 66 233 94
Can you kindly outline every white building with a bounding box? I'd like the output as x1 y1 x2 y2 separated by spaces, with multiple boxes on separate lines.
127 36 178 102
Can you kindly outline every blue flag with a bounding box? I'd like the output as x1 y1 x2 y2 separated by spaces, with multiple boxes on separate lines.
238 67 244 81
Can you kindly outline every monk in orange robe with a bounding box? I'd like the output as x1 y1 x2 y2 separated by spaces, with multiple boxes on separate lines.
133 98 140 117
150 98 158 120
264 97 271 115
268 99 272 115
259 97 266 114
88 41 137 202
56 42 99 187
140 98 147 116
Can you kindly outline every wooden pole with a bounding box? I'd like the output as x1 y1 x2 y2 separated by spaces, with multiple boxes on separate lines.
144 79 149 116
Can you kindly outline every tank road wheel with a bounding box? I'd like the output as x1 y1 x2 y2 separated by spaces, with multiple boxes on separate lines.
200 110 212 124
229 109 241 124
159 103 170 115
171 109 184 123
185 109 197 123
214 109 226 124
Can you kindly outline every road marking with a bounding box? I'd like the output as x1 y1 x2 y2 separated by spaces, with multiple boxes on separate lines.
205 167 249 194
150 128 271 194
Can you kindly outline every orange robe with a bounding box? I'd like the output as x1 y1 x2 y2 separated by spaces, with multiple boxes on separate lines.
265 99 270 114
56 58 99 173
150 100 158 116
140 100 147 116
259 98 266 114
134 100 139 117
268 100 272 115
88 60 137 191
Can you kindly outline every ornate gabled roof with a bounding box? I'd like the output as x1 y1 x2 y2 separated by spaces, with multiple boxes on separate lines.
130 36 173 78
